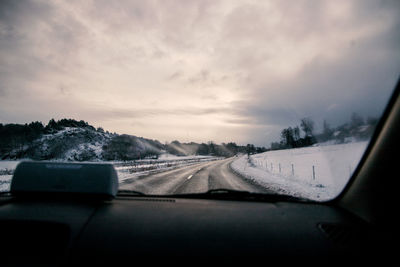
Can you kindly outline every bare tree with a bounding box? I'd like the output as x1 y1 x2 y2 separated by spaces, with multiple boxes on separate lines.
300 117 315 137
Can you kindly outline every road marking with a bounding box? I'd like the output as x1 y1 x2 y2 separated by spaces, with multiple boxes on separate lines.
187 175 193 180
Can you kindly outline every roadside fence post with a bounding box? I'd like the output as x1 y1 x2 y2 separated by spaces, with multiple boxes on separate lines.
312 165 315 180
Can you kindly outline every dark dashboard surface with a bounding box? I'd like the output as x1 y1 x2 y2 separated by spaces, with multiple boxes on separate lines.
0 195 390 266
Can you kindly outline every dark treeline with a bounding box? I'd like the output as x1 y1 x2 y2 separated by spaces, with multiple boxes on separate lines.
0 121 45 155
45 118 97 132
270 113 379 151
0 118 266 161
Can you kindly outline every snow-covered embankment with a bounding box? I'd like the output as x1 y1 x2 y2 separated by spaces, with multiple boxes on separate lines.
231 142 369 201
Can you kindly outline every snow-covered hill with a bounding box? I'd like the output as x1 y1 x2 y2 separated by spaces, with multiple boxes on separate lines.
30 127 114 161
0 122 164 161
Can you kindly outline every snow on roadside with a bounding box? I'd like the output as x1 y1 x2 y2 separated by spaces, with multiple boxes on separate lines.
0 156 221 192
0 160 21 170
231 142 369 201
0 175 13 192
115 155 220 182
0 161 20 192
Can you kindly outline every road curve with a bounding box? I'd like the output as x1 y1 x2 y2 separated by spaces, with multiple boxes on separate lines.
119 157 270 195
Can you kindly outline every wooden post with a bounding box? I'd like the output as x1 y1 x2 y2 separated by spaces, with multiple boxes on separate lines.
312 165 315 180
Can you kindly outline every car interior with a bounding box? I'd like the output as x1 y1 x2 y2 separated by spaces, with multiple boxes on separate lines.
0 78 399 266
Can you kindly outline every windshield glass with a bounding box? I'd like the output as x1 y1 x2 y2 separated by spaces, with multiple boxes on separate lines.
1 0 399 201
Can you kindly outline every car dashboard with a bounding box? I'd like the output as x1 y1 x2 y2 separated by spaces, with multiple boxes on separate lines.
0 194 391 266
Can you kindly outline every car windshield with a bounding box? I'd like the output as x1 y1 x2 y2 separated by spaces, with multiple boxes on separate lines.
0 0 399 201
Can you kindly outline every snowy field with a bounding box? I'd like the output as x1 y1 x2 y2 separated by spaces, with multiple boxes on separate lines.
0 155 220 192
231 142 369 201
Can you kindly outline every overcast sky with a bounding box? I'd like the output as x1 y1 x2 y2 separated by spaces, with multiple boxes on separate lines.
0 0 399 146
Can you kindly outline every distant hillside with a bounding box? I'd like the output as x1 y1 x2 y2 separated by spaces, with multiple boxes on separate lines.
0 118 265 161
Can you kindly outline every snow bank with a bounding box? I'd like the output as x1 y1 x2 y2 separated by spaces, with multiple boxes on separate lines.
231 142 369 201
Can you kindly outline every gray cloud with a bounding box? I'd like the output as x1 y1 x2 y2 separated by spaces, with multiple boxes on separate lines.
0 0 399 146
214 0 400 143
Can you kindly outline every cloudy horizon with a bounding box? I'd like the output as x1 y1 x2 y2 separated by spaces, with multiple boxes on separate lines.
1 0 399 146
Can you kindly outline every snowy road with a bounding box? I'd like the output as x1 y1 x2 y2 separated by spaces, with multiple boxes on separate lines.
119 157 270 195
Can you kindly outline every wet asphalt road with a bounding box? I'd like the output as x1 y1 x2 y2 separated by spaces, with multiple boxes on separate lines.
119 157 271 195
